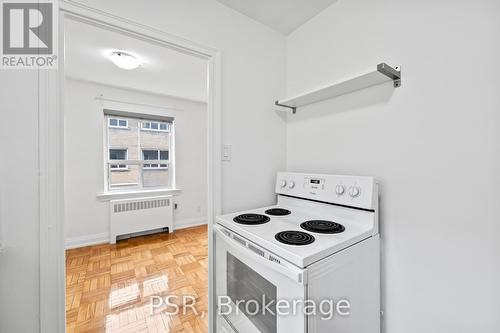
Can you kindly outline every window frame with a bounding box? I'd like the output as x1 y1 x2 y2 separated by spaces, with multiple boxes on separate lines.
141 121 170 132
108 118 129 129
103 110 175 193
109 148 129 171
142 149 169 170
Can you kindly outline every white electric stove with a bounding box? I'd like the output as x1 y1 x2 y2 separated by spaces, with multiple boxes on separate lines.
215 172 380 333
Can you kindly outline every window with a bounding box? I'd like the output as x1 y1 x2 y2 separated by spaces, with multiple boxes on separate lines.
108 118 128 128
109 149 128 170
105 112 174 191
142 149 169 169
142 121 170 132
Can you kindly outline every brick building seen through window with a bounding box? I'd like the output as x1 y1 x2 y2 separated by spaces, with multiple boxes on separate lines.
106 113 173 190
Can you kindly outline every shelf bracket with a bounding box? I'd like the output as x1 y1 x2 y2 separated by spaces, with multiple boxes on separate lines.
377 63 401 88
275 100 297 114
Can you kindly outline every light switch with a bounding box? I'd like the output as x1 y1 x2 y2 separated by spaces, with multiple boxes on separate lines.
222 145 232 161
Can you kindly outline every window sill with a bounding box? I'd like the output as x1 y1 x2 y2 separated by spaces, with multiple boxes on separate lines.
96 188 181 201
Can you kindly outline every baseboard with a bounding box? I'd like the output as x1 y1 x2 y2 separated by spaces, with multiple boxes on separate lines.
65 232 109 249
175 216 207 230
65 217 207 249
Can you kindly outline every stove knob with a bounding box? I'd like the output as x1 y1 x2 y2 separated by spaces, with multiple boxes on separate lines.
349 186 361 198
335 184 345 195
280 180 287 188
288 181 295 189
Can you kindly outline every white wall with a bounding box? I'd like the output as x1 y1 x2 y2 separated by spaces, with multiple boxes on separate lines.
64 78 208 244
0 72 41 333
285 0 500 332
74 0 288 213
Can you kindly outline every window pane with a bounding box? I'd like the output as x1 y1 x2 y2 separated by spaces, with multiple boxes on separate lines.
109 118 118 126
143 122 150 129
142 166 170 187
118 120 127 127
143 150 159 160
150 122 159 130
110 149 127 160
160 150 169 160
109 163 140 188
160 123 167 131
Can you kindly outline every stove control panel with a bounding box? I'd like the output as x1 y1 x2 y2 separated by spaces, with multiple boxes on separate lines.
348 185 361 198
335 184 345 195
275 172 377 210
304 177 325 193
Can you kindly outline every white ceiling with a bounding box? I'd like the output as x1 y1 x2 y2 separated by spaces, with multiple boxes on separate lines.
65 19 208 102
216 0 338 35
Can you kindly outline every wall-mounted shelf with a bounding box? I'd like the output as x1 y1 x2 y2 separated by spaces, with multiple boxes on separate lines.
275 63 401 114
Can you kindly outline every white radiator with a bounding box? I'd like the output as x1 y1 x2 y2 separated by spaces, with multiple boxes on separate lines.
109 196 173 244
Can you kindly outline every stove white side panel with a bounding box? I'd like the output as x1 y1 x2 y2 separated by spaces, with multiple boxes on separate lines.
307 236 380 333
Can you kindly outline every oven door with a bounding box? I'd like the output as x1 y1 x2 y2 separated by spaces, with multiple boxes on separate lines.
215 224 307 333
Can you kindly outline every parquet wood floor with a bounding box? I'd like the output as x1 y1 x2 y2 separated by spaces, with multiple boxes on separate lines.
66 225 208 333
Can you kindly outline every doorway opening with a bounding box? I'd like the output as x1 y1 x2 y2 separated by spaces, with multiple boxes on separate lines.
42 4 222 332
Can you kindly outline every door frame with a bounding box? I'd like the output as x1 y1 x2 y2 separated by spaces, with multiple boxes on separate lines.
39 1 222 332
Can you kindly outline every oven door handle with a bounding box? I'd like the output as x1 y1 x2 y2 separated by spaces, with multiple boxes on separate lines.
214 225 307 285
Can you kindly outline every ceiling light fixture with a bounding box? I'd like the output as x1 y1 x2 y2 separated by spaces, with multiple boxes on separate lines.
108 51 141 70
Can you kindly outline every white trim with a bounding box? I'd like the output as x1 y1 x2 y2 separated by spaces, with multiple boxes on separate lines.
208 38 223 333
175 217 208 230
39 8 65 332
96 188 181 201
42 3 222 333
59 1 219 56
65 217 207 249
65 232 109 249
171 119 177 191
